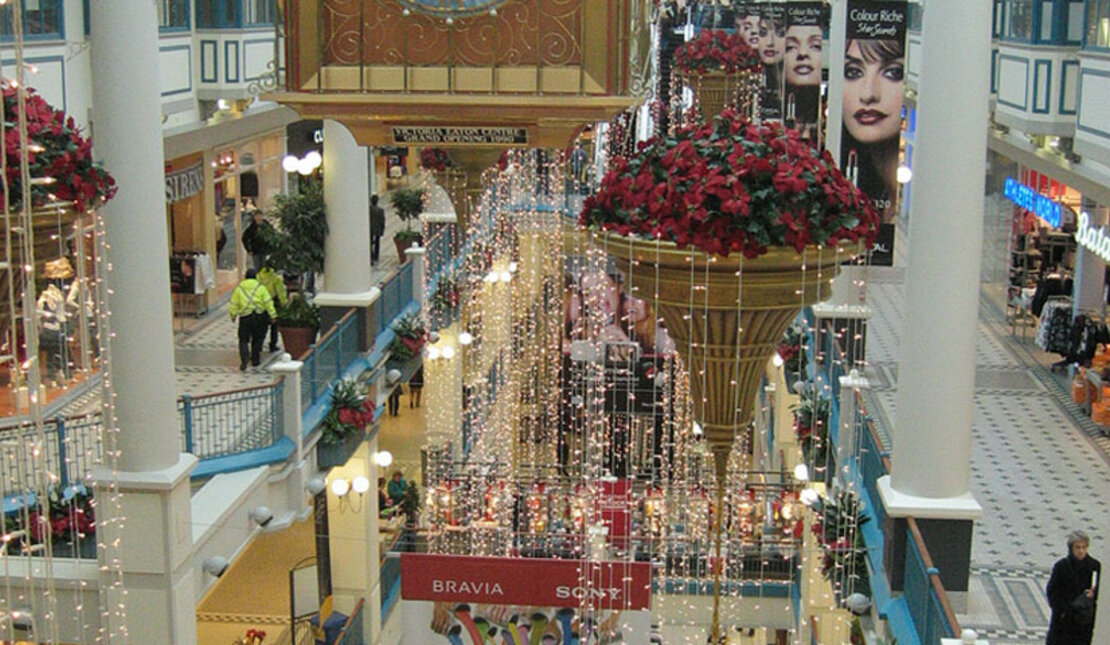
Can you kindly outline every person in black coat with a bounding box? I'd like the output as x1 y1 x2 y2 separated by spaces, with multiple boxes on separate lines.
370 194 386 265
1046 530 1100 645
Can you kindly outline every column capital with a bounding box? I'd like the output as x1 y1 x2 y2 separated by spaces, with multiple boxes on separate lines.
269 358 305 374
404 245 426 259
314 288 381 308
838 371 869 391
92 453 197 492
877 475 982 521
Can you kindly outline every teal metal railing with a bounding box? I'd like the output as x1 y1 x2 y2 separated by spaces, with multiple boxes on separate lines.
181 380 284 460
377 260 415 336
301 309 360 412
905 518 959 644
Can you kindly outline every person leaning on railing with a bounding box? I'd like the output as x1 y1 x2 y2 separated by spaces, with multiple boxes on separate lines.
229 269 277 371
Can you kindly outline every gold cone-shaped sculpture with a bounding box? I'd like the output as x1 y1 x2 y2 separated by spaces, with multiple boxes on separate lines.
599 231 841 642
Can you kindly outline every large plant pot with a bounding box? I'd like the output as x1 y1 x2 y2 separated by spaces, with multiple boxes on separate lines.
597 230 842 642
686 70 760 122
278 324 317 360
394 233 424 264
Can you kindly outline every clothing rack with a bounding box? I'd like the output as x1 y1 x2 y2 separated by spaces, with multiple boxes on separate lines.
170 249 214 319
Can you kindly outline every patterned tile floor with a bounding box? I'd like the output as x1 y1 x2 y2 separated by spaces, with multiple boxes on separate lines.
861 267 1110 644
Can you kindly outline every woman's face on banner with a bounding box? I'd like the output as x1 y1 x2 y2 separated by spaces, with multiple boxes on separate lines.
843 40 904 144
784 25 822 86
741 15 761 48
758 19 785 65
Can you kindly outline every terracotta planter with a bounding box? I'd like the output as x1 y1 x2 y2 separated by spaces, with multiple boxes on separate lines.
278 324 318 360
394 233 424 264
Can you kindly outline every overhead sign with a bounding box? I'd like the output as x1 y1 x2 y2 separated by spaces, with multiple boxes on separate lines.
391 126 528 145
400 554 652 610
1004 177 1061 228
1076 211 1110 263
165 162 204 205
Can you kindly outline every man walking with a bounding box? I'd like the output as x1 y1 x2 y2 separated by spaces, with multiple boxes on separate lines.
370 194 386 265
230 269 277 371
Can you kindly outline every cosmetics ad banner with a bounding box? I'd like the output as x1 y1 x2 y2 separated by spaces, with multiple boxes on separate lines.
840 0 907 266
755 3 787 123
783 3 827 143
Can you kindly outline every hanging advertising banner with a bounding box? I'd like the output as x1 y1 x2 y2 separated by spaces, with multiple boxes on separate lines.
840 0 907 266
756 3 787 123
400 554 654 644
596 478 632 547
784 3 827 142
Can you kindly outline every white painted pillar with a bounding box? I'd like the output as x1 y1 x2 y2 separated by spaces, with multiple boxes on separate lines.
883 1 991 504
322 120 372 295
271 358 309 514
836 370 868 491
406 246 426 305
91 4 198 643
91 0 179 473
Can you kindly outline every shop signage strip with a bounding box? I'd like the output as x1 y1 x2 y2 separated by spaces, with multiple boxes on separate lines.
1077 211 1110 263
399 553 652 609
165 162 205 205
1004 176 1061 227
391 126 528 145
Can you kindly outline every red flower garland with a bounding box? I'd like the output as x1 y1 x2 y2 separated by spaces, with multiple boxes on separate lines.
2 84 117 211
420 147 452 172
579 110 879 258
674 29 762 76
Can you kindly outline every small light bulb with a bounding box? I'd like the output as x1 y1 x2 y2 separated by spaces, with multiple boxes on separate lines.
352 476 370 495
426 346 441 360
458 332 473 346
282 155 299 173
500 271 512 283
330 478 350 498
508 261 518 273
772 353 784 368
374 450 394 467
305 150 323 169
793 463 809 482
484 272 498 283
441 346 456 360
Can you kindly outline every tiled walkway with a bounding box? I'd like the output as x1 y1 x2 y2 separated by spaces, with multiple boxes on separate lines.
860 267 1110 644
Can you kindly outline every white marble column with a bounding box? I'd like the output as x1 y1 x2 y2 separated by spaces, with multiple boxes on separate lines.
90 2 197 643
321 119 372 295
882 1 991 505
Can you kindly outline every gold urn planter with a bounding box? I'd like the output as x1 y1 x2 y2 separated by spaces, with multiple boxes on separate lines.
685 70 760 122
597 230 843 642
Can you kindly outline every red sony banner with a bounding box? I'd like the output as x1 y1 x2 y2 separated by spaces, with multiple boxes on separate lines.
400 554 652 610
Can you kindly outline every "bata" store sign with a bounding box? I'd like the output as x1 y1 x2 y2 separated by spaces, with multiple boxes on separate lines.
400 553 652 610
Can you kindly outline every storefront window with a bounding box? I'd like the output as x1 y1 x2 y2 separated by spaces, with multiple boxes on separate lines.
1087 0 1110 47
0 0 63 39
196 0 241 28
244 0 276 26
158 0 190 31
1002 0 1036 40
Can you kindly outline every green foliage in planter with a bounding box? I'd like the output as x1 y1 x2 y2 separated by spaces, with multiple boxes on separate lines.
320 377 375 445
275 293 320 329
389 313 426 361
777 323 808 376
262 177 328 276
390 187 425 230
812 489 871 598
792 389 831 472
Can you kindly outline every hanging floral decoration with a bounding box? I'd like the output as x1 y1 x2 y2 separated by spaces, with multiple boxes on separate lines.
579 111 880 258
420 147 452 172
674 29 762 76
2 83 117 211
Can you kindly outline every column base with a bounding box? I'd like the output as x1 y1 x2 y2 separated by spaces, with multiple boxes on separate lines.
877 476 982 614
314 289 381 353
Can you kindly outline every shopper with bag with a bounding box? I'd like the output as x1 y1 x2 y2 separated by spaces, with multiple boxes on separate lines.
1046 529 1100 644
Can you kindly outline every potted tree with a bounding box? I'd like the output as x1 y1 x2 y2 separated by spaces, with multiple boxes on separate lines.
260 177 327 292
389 187 425 263
275 293 320 359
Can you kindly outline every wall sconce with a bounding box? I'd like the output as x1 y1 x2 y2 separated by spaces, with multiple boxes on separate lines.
374 450 394 468
330 476 371 512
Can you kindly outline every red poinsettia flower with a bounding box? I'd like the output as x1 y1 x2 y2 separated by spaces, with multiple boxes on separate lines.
675 30 762 76
580 110 880 258
2 83 117 211
420 147 452 172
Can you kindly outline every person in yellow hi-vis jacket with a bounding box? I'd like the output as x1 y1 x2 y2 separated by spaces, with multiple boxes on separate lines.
229 269 277 371
257 265 288 353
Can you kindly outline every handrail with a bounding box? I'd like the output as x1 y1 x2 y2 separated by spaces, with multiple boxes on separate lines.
906 517 962 636
334 598 365 645
187 378 283 402
316 308 356 348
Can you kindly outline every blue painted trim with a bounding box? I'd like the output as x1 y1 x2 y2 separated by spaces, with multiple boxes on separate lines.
200 39 219 83
242 37 274 82
224 40 240 83
991 49 1000 93
1076 67 1110 140
159 43 193 96
1032 58 1052 113
381 575 402 619
191 436 296 479
996 54 1030 111
1060 59 1079 114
